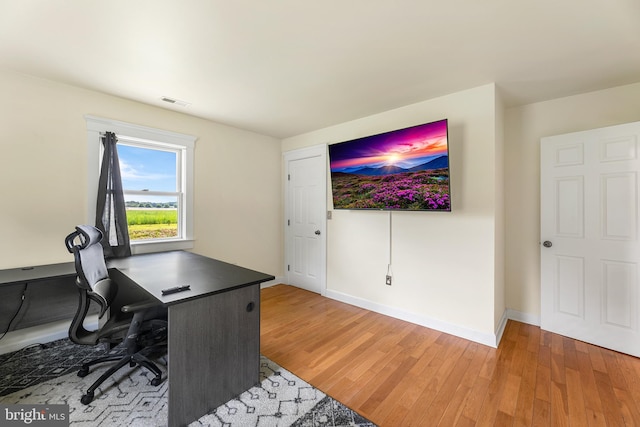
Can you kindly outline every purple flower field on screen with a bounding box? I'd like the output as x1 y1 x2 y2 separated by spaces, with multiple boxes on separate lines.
331 169 450 210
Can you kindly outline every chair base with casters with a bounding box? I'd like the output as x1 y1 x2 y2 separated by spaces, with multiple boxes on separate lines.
77 324 166 404
65 225 168 405
70 281 168 404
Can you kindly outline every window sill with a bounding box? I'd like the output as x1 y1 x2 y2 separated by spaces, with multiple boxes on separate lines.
130 238 195 255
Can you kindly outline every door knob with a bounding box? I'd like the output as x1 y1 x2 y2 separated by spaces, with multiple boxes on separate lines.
314 230 321 235
543 241 552 248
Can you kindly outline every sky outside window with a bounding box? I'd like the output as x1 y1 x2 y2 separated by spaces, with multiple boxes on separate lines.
118 144 177 203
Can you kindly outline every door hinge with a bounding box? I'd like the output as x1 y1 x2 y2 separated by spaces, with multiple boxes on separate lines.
287 219 290 226
287 265 290 271
288 174 290 181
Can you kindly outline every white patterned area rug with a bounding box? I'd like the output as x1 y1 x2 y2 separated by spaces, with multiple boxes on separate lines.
0 341 376 427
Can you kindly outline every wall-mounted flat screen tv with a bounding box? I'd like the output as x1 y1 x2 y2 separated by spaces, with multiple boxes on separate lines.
328 118 450 211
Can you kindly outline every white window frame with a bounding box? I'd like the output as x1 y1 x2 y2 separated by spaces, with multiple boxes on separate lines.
85 115 196 254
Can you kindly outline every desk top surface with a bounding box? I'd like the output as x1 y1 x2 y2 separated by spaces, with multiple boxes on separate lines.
107 251 274 305
0 262 76 286
0 251 274 305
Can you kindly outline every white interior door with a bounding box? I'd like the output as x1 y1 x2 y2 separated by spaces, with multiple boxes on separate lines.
541 121 640 357
284 145 327 294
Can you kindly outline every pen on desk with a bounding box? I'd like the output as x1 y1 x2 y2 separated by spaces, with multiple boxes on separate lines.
161 285 191 295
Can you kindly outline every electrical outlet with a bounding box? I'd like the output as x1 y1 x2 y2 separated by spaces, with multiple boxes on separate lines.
385 275 392 286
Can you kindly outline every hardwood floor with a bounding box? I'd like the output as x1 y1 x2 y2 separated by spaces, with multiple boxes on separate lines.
260 284 640 427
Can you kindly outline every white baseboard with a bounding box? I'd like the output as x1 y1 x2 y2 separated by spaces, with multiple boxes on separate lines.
0 315 99 355
260 276 286 289
506 308 541 327
324 289 501 348
494 309 509 347
323 290 543 349
494 309 541 346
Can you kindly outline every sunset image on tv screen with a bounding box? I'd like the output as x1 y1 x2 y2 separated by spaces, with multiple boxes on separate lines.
328 119 450 211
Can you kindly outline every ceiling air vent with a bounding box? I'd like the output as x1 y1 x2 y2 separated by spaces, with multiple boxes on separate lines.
160 96 191 107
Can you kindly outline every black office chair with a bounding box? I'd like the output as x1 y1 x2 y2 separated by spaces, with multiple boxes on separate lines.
64 225 167 405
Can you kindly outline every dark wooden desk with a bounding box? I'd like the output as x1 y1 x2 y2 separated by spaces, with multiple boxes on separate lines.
108 251 274 427
0 251 272 426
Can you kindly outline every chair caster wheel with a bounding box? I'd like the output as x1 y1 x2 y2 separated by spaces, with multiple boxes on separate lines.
77 367 89 377
80 393 94 405
151 378 162 386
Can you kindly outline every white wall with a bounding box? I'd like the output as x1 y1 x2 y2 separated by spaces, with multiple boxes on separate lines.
283 84 504 344
504 82 640 322
0 69 283 276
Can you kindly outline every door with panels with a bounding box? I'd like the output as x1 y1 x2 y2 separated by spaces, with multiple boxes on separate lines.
540 121 640 357
284 145 327 295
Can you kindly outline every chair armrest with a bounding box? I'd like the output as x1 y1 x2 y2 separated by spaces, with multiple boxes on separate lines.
120 299 163 313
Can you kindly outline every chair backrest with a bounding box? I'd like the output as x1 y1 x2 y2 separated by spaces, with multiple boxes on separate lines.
65 225 117 319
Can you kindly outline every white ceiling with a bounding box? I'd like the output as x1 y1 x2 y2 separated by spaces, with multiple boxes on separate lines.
1 0 639 138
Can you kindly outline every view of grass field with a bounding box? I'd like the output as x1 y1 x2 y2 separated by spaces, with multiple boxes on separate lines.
126 209 178 240
331 169 450 210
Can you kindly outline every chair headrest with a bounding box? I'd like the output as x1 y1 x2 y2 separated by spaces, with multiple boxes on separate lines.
65 225 103 252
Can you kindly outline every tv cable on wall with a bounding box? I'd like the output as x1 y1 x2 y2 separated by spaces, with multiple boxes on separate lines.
386 211 393 286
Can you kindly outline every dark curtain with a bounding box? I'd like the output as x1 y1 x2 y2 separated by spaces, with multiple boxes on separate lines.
95 132 131 258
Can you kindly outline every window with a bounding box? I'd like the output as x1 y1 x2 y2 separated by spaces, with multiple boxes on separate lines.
118 138 183 241
86 116 196 254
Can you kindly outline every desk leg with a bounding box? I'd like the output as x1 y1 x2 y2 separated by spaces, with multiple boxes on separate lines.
167 284 260 427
